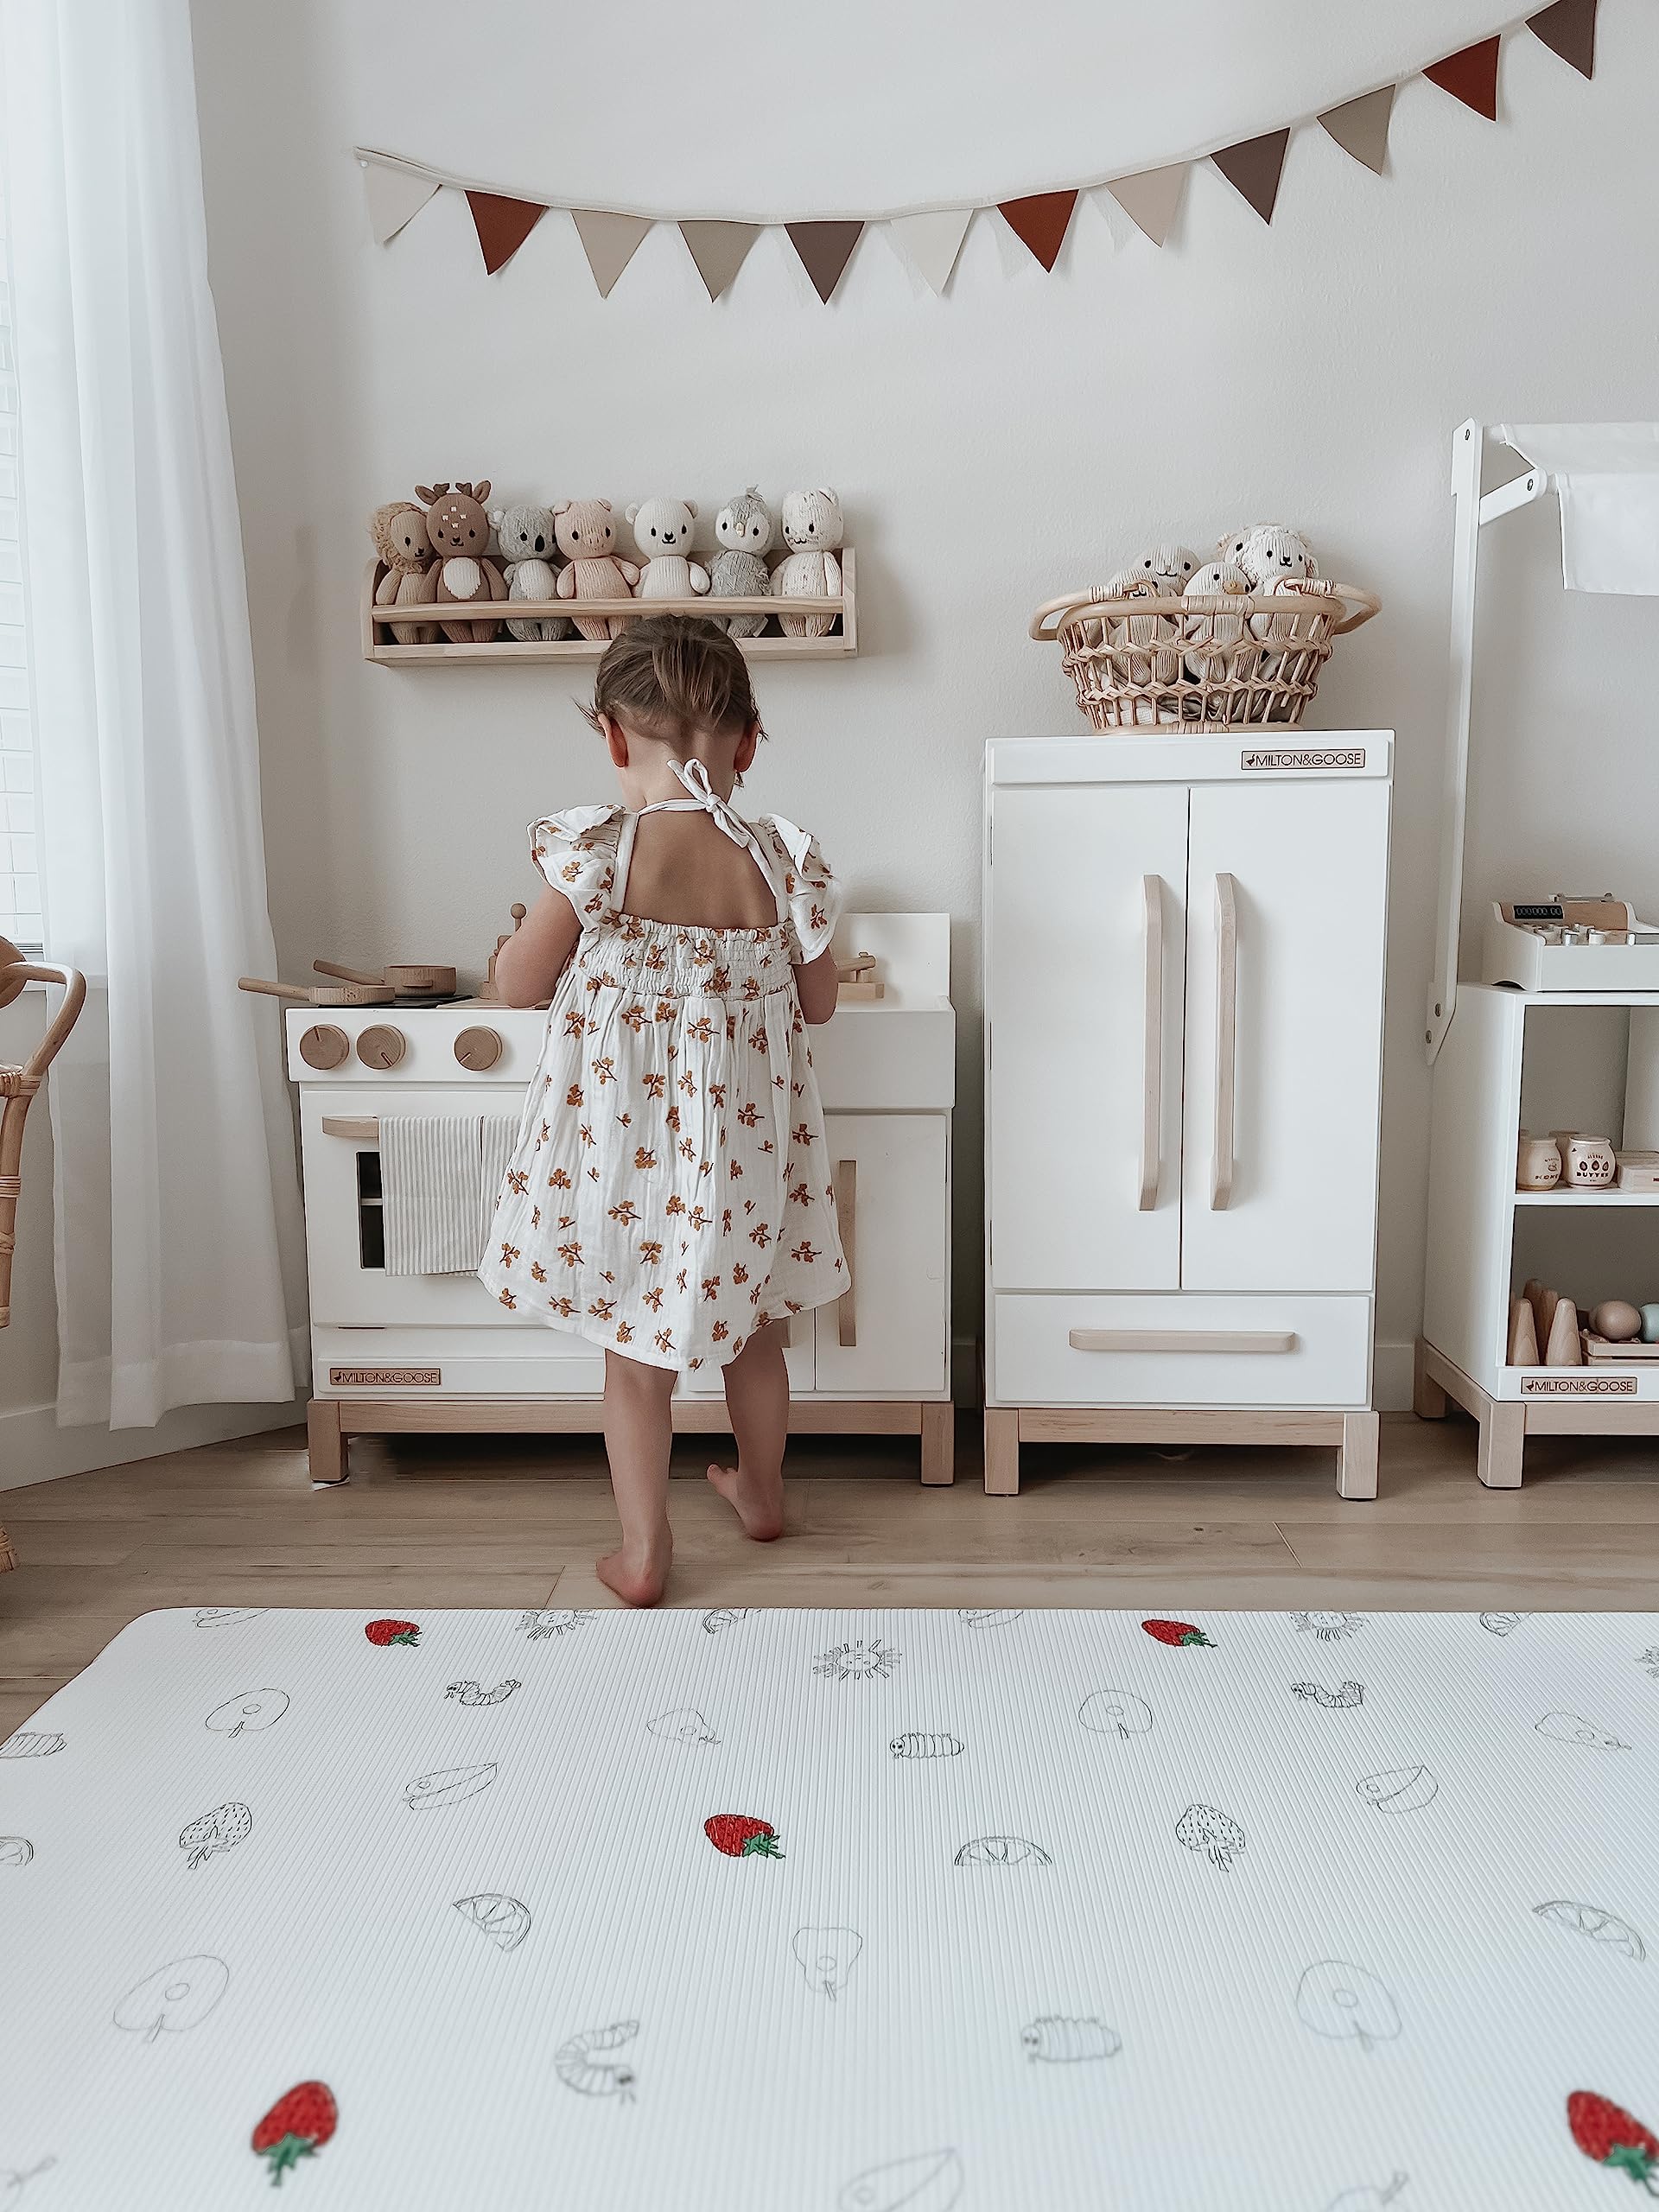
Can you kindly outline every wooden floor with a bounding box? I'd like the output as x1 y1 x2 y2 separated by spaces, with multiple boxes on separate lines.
3 1409 1658 1737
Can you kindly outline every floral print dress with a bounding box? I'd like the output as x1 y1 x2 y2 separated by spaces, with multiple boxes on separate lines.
477 763 847 1372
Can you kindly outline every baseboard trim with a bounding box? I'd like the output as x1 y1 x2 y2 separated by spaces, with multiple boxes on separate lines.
0 1396 305 1490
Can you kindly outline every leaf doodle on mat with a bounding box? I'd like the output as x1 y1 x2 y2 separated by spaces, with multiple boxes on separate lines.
404 1763 498 1810
555 2020 638 2099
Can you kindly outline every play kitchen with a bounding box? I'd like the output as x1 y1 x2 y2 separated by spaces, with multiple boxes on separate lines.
257 913 955 1486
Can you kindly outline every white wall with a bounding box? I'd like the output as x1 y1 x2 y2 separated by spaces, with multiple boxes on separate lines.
184 0 1659 1401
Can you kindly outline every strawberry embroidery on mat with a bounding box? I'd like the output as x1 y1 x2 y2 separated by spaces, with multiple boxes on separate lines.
251 2081 337 2185
364 1618 420 1647
1141 1618 1213 1648
704 1813 784 1859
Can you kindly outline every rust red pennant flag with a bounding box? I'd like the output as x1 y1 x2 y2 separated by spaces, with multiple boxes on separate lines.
998 190 1077 271
785 221 865 302
1527 0 1597 77
466 191 547 275
1211 130 1291 223
1424 36 1502 119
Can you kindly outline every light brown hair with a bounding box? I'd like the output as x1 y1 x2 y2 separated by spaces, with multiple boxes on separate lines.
582 614 765 750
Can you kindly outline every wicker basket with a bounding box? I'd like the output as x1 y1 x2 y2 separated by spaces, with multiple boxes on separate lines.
1030 580 1379 731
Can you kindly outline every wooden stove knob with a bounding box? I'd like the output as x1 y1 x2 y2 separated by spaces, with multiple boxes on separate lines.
356 1023 405 1070
299 1022 349 1071
454 1025 502 1071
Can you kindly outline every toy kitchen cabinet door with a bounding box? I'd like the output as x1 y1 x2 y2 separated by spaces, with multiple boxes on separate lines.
986 782 1186 1292
1179 776 1389 1294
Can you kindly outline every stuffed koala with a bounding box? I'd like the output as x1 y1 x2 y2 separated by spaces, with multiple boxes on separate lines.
1184 559 1254 683
709 487 774 638
626 498 711 601
553 499 640 641
369 500 438 645
772 486 843 637
416 480 507 643
491 503 570 641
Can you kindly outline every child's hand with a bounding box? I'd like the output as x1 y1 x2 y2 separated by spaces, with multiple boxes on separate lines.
795 945 838 1026
494 888 581 1006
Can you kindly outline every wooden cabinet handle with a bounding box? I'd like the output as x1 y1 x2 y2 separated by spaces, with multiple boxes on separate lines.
1140 874 1163 1213
1068 1327 1296 1355
321 1116 380 1141
1211 872 1238 1211
834 1158 856 1348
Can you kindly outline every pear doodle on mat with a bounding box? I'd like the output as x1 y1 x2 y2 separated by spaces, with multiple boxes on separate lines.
1325 2177 1407 2211
1021 2016 1121 2063
890 1732 963 1759
0 2160 54 2208
793 1924 862 1999
1357 1764 1439 1814
1078 1689 1153 1738
958 1608 1024 1628
1296 1960 1401 2050
179 1801 251 1869
1536 1710 1630 1750
517 1609 593 1640
1292 1681 1364 1709
701 1607 753 1635
204 1688 289 1738
0 1837 34 1866
1480 1611 1531 1637
445 1678 520 1707
0 1732 63 1759
113 1954 230 2043
1175 1803 1246 1870
193 1607 267 1629
454 1893 532 1952
838 2148 963 2211
816 1637 902 1683
1533 1899 1646 1961
404 1762 498 1810
956 1834 1052 1866
648 1707 719 1745
1293 1610 1367 1643
555 2020 639 2100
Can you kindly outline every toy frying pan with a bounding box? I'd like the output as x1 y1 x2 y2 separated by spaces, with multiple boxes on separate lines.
238 976 396 1007
314 957 457 995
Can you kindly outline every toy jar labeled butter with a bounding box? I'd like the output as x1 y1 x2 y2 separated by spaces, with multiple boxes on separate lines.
709 488 774 639
368 501 439 645
772 486 843 637
1564 1135 1617 1188
416 481 507 644
553 499 639 641
491 503 569 641
626 498 710 601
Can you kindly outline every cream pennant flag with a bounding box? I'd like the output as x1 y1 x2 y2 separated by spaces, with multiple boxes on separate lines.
680 219 762 300
1104 163 1189 247
887 207 974 293
360 156 441 246
1317 85 1395 175
572 210 652 298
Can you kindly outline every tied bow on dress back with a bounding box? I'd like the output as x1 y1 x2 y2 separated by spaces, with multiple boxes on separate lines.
649 755 750 846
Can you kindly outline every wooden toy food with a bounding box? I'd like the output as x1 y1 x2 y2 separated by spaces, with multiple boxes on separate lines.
315 958 457 996
1591 1300 1642 1342
238 976 395 1008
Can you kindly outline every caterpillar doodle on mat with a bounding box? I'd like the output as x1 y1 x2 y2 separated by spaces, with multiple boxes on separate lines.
445 1678 520 1706
1021 2016 1121 2063
555 2019 639 2100
890 1732 963 1759
1292 1681 1364 1709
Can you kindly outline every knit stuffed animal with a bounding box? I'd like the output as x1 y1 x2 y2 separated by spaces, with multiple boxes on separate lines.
626 498 711 601
368 501 439 645
491 503 569 640
772 486 843 637
1184 559 1254 683
1134 544 1201 591
553 500 639 641
1218 524 1319 586
416 480 506 643
1100 566 1179 705
709 487 774 638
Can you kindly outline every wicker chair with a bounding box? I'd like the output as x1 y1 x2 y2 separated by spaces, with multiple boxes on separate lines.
1 935 86 1572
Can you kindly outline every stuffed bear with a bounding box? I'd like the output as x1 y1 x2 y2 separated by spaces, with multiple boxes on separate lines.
626 498 711 601
709 487 774 638
368 501 439 645
772 486 843 637
490 503 569 641
1134 544 1200 592
553 499 639 641
1217 524 1319 586
1183 559 1254 683
1100 566 1179 702
415 480 507 643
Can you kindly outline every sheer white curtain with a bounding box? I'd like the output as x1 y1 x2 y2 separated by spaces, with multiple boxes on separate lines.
0 0 306 1425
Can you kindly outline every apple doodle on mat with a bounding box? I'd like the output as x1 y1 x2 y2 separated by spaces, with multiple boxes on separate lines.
958 1608 1023 1628
1176 1802 1247 1871
178 1800 251 1869
1292 1681 1364 1709
365 1617 420 1648
1141 1618 1211 1648
0 1836 34 1866
1296 1960 1401 2050
1480 1611 1531 1637
1357 1764 1439 1814
793 1925 862 2000
838 2147 963 2212
205 1688 289 1738
193 1606 267 1629
404 1762 497 1810
955 1834 1052 1866
0 2159 54 2208
251 2080 337 2185
1078 1689 1154 1738
517 1609 593 1640
444 1678 519 1706
705 1813 783 1859
1293 1610 1367 1643
815 1637 902 1683
556 2020 639 2100
701 1607 752 1635
113 1954 229 2043
1021 2016 1121 2063
1567 2090 1659 2189
1536 1710 1630 1750
0 1732 63 1759
1534 1900 1646 1961
647 1707 719 1746
454 1893 532 1952
1325 2177 1407 2211
890 1732 963 1759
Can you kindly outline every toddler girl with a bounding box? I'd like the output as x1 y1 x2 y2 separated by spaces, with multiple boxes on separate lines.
480 614 845 1605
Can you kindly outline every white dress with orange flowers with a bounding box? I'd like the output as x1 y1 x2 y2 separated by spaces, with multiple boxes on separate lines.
477 766 847 1372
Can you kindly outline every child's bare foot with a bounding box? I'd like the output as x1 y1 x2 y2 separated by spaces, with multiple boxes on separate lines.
596 1536 672 1606
707 1459 785 1542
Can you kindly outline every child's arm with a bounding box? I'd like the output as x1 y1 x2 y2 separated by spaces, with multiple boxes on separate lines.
794 945 838 1026
493 888 581 1007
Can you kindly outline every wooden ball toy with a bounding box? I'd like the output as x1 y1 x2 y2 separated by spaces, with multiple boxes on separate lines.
1591 1300 1643 1343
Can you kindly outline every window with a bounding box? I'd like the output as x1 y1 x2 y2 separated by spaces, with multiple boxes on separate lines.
0 171 39 951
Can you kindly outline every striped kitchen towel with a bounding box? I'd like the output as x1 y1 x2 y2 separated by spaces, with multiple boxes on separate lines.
478 1113 520 1252
380 1115 485 1275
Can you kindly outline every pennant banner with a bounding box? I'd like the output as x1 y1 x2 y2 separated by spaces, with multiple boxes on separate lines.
887 207 974 293
998 190 1077 271
680 220 760 301
1104 164 1188 247
466 191 546 275
1212 129 1290 224
1425 36 1503 119
786 221 864 302
1527 0 1597 77
360 157 440 246
1317 86 1395 175
573 210 652 298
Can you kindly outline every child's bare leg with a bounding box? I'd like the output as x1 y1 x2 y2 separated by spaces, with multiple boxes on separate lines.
597 1350 677 1605
708 1323 787 1541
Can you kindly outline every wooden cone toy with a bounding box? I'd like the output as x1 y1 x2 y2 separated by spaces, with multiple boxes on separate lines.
1545 1296 1583 1367
1508 1296 1540 1367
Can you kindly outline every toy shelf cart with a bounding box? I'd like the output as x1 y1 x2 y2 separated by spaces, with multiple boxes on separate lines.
1418 420 1659 1485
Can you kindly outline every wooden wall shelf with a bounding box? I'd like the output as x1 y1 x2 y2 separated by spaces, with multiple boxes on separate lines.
362 551 857 665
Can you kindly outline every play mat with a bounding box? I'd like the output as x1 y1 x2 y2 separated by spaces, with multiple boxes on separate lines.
3 1605 1657 2208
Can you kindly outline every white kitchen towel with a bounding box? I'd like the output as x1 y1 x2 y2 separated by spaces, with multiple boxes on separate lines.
379 1114 484 1274
1498 423 1659 593
478 1114 519 1254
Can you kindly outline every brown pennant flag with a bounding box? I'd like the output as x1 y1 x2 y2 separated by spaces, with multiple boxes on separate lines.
466 190 547 275
998 190 1077 271
1527 0 1597 78
1211 130 1291 223
1424 36 1502 119
785 221 865 302
1317 85 1395 175
680 220 761 301
1104 165 1189 246
572 210 652 298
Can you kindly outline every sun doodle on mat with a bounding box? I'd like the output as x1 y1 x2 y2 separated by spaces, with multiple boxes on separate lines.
517 1609 594 1640
815 1637 901 1683
1293 1611 1367 1643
